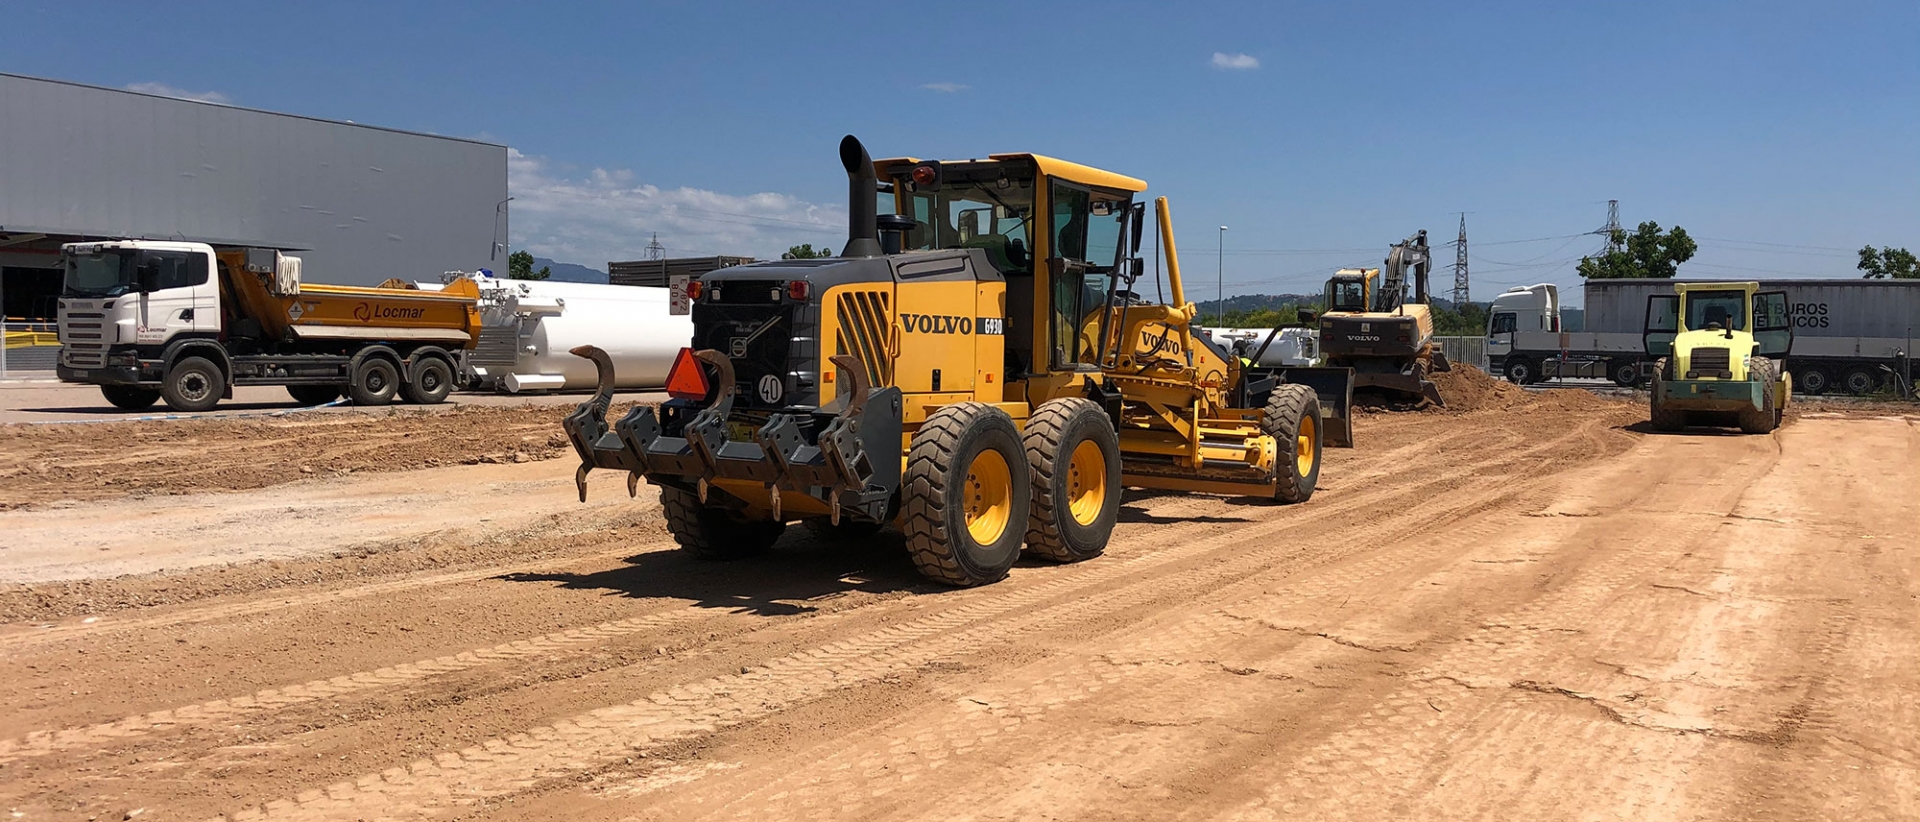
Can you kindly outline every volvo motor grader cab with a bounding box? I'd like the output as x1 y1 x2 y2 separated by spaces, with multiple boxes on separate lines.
1316 231 1452 406
1644 281 1792 434
564 136 1353 587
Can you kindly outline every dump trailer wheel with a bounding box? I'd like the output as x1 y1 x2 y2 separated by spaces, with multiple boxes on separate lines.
803 517 883 542
101 385 160 410
1261 384 1323 504
903 402 1030 587
660 485 786 559
161 356 223 413
1737 359 1779 434
401 356 454 404
286 384 341 406
348 357 400 406
1648 358 1687 432
1021 398 1121 563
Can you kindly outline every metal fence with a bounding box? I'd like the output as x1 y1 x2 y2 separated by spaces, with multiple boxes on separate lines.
1434 336 1487 371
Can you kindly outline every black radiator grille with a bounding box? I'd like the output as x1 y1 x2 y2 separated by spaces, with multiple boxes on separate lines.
1689 346 1731 375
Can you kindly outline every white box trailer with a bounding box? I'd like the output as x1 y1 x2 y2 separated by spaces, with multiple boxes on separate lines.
1486 280 1920 394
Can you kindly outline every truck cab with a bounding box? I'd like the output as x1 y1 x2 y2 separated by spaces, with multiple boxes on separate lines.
1484 283 1559 364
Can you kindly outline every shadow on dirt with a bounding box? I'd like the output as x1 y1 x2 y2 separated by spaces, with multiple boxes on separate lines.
1615 419 1756 436
498 527 936 616
1116 488 1258 523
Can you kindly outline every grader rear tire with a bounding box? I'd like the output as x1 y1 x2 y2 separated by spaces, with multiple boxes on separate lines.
660 485 786 560
903 402 1029 587
1021 398 1120 563
1737 360 1779 434
1261 384 1322 504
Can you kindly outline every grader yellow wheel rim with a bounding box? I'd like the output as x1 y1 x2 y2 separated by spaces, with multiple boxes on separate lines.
1296 414 1317 477
964 449 1015 545
1066 439 1108 527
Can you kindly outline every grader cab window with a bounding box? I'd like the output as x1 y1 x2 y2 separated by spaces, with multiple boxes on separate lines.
896 166 1036 276
1045 181 1132 369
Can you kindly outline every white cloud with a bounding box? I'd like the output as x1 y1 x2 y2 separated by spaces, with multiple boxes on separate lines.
124 82 233 105
919 82 970 93
506 148 846 267
1211 52 1260 71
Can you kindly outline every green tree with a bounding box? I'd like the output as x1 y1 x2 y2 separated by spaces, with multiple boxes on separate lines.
1577 222 1697 279
1858 245 1919 279
1431 302 1488 336
507 249 551 280
783 243 836 259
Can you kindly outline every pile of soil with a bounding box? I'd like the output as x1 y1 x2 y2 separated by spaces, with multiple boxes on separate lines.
0 403 613 510
1427 364 1530 412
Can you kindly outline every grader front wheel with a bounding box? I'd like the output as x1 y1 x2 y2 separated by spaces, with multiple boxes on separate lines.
903 403 1030 587
660 486 786 560
1262 384 1323 504
1021 398 1121 563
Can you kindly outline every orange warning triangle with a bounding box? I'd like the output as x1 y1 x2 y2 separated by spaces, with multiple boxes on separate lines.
665 348 711 401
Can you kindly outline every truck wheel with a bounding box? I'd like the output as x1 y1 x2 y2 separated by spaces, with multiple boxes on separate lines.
400 357 454 404
1021 398 1120 563
348 357 400 406
1841 365 1881 396
660 485 785 559
1648 359 1687 432
1737 360 1778 434
1261 384 1323 504
1795 366 1829 396
1610 359 1641 387
903 402 1029 587
100 385 160 411
287 385 341 406
160 356 223 413
1505 356 1536 385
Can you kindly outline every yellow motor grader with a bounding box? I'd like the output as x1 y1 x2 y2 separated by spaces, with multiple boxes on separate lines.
564 136 1355 586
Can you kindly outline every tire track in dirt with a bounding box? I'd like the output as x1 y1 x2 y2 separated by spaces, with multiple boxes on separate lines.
192 414 1634 821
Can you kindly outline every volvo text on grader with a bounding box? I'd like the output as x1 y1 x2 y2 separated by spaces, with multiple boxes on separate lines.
565 136 1355 587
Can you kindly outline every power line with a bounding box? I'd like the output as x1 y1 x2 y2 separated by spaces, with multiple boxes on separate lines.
1694 236 1856 253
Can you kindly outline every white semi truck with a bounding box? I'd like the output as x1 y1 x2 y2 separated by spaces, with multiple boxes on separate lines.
1487 279 1919 395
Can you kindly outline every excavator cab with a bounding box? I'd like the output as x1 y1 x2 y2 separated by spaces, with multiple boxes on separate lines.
1325 270 1374 313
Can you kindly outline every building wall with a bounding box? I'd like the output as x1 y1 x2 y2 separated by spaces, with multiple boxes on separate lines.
0 73 507 287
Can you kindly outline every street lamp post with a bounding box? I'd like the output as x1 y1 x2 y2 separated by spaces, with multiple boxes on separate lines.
1216 226 1228 327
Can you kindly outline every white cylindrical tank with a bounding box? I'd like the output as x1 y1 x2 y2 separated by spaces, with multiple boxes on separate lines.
459 275 692 392
1204 327 1319 367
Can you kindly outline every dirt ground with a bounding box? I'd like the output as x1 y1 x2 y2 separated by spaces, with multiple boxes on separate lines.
1 374 1915 821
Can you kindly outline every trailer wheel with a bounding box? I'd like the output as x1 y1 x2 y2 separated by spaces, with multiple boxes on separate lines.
401 356 454 405
1648 359 1686 432
1021 398 1120 563
903 402 1029 587
161 356 223 413
1610 359 1641 387
1841 365 1881 396
1737 360 1778 434
101 385 161 410
287 385 341 406
1795 366 1829 396
348 357 400 406
659 485 785 559
1504 355 1537 385
1261 384 1323 504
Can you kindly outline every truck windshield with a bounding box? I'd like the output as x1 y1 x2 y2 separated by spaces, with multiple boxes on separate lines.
63 251 138 298
1683 289 1747 331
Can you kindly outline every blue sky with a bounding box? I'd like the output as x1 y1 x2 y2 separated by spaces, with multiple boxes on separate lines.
4 0 1915 303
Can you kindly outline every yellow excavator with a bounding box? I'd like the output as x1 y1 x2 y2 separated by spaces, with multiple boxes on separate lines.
1315 230 1452 406
562 136 1355 587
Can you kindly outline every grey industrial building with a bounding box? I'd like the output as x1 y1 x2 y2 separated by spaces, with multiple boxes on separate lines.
1 72 508 332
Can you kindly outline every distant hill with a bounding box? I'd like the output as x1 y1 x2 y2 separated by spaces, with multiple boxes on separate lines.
531 257 609 284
